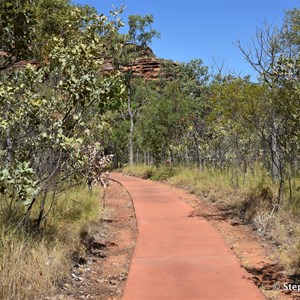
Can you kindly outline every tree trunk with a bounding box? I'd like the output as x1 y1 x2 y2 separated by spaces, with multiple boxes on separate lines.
192 133 201 169
128 86 134 166
271 113 280 181
129 114 134 165
136 148 139 164
36 191 47 228
5 113 12 165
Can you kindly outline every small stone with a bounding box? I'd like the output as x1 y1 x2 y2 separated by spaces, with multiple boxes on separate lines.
72 273 84 282
110 279 118 285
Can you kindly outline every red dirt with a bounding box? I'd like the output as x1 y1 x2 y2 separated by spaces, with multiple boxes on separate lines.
53 180 137 300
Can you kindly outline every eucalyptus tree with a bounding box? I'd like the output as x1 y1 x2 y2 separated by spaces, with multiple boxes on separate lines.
237 23 283 185
236 8 300 202
117 14 160 165
136 59 209 165
0 0 78 69
0 2 124 228
137 80 190 164
208 75 273 186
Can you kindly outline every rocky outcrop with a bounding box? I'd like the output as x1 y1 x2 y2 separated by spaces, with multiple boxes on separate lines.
1 46 171 81
101 46 170 81
124 57 162 80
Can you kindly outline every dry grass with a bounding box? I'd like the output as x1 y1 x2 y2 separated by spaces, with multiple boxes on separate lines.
123 164 155 179
123 164 175 180
0 235 68 300
0 184 102 300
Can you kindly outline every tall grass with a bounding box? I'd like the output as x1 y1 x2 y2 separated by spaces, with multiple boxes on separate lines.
123 164 300 273
123 164 175 180
0 184 102 300
0 234 69 300
49 185 102 238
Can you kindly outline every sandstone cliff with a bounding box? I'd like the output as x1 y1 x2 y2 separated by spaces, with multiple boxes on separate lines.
101 46 169 81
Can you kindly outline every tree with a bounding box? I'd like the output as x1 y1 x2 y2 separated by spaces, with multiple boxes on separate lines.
236 9 300 202
0 2 124 228
136 59 209 165
118 14 160 165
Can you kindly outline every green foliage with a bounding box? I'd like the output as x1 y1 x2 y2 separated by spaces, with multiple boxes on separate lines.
0 163 39 207
134 59 209 165
137 80 191 162
114 14 160 165
0 1 124 228
0 183 102 300
0 0 37 66
127 14 160 47
123 164 155 179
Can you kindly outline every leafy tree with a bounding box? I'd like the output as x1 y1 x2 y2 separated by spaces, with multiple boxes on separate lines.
235 8 300 202
136 59 209 165
0 2 124 228
117 14 160 165
208 77 269 183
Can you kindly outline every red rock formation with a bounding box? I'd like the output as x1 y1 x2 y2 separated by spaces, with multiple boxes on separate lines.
123 57 162 80
101 46 172 81
1 46 173 80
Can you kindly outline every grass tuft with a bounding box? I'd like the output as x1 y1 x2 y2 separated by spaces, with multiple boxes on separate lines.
0 184 102 300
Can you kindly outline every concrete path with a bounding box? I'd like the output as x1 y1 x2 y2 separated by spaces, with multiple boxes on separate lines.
111 173 265 300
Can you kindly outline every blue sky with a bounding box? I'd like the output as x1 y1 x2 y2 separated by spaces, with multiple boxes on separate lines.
74 0 299 81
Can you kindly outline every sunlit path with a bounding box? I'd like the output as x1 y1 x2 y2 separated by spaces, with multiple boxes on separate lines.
111 173 265 300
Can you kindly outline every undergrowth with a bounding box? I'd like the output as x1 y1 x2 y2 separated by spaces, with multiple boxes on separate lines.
123 164 300 274
0 185 102 300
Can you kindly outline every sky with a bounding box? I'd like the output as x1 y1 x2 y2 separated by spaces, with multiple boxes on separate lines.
74 0 300 81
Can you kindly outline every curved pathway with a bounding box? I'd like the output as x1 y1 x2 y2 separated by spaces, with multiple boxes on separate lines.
111 173 265 300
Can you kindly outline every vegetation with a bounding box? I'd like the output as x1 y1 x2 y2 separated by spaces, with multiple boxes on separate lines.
119 8 300 274
0 0 124 227
0 0 121 298
0 184 102 300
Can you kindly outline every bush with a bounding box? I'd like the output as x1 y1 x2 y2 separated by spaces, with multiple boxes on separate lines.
123 164 176 181
123 165 155 179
